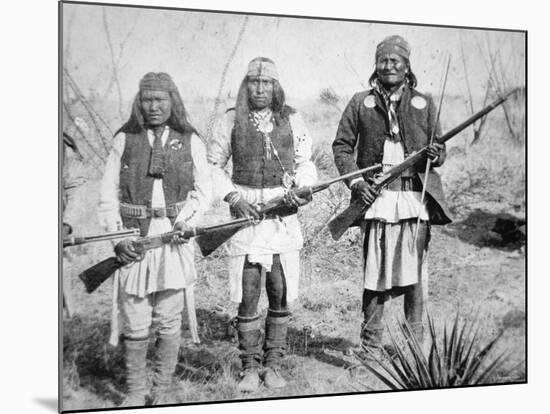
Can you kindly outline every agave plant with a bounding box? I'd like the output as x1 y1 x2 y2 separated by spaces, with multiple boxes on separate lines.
356 312 511 389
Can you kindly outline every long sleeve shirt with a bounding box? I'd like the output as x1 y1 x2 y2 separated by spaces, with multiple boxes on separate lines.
208 109 318 302
363 139 429 222
98 127 211 297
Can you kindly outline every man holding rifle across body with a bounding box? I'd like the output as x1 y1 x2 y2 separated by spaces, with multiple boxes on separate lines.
332 36 452 353
98 72 211 407
209 57 318 392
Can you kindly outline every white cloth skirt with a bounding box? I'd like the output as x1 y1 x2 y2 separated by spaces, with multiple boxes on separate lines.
363 219 429 292
118 217 196 297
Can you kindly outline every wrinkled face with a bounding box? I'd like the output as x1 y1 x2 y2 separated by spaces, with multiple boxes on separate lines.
140 89 172 126
247 75 274 110
376 53 409 88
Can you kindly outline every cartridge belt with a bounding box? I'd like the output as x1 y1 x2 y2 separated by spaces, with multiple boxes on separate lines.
385 177 422 192
120 201 185 219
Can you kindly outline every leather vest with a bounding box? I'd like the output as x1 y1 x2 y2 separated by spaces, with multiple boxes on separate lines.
231 114 295 188
119 128 194 235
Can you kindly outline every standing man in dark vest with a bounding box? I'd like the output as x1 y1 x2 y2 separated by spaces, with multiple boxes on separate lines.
332 36 452 353
98 72 211 406
209 57 318 392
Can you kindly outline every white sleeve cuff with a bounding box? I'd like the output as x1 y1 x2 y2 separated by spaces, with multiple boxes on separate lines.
349 177 364 188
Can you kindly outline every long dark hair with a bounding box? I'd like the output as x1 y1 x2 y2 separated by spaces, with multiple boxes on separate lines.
233 77 295 138
116 89 198 136
368 59 418 89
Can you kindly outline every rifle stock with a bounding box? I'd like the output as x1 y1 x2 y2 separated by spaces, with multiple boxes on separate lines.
78 257 120 293
194 203 300 257
195 226 242 257
327 199 368 240
78 223 249 293
78 231 178 294
328 89 519 240
328 148 428 241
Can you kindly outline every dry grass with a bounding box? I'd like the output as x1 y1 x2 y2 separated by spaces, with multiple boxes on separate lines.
62 95 525 410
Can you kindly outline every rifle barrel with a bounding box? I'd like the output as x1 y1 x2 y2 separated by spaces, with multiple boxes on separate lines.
375 89 518 189
63 229 140 247
439 89 518 144
84 232 137 242
197 218 251 233
316 164 382 190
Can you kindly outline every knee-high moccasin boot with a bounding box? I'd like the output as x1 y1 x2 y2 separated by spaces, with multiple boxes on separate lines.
360 319 384 350
263 309 289 388
236 315 262 392
120 336 149 407
404 283 424 344
151 331 181 405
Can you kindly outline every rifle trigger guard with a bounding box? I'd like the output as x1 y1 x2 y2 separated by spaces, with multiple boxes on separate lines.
247 215 263 225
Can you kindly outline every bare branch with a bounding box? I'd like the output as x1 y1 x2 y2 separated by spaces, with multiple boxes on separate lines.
206 16 249 139
102 8 125 122
483 33 517 141
495 54 517 140
62 10 75 64
343 52 368 89
459 35 475 116
102 11 140 102
63 10 76 105
469 35 515 144
63 101 106 169
63 68 113 153
319 88 343 112
471 80 493 145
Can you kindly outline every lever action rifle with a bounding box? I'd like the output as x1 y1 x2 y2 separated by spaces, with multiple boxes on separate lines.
63 228 140 248
328 88 519 241
79 163 382 293
78 219 257 293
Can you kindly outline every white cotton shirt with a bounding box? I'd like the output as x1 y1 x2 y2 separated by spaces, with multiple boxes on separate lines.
359 140 429 222
208 109 318 303
98 126 212 297
359 140 430 293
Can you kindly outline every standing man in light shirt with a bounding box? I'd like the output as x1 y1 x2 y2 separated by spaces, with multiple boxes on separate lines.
332 36 452 352
209 57 317 392
98 72 211 407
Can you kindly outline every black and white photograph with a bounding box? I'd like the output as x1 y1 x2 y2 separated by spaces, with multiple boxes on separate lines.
57 0 528 412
